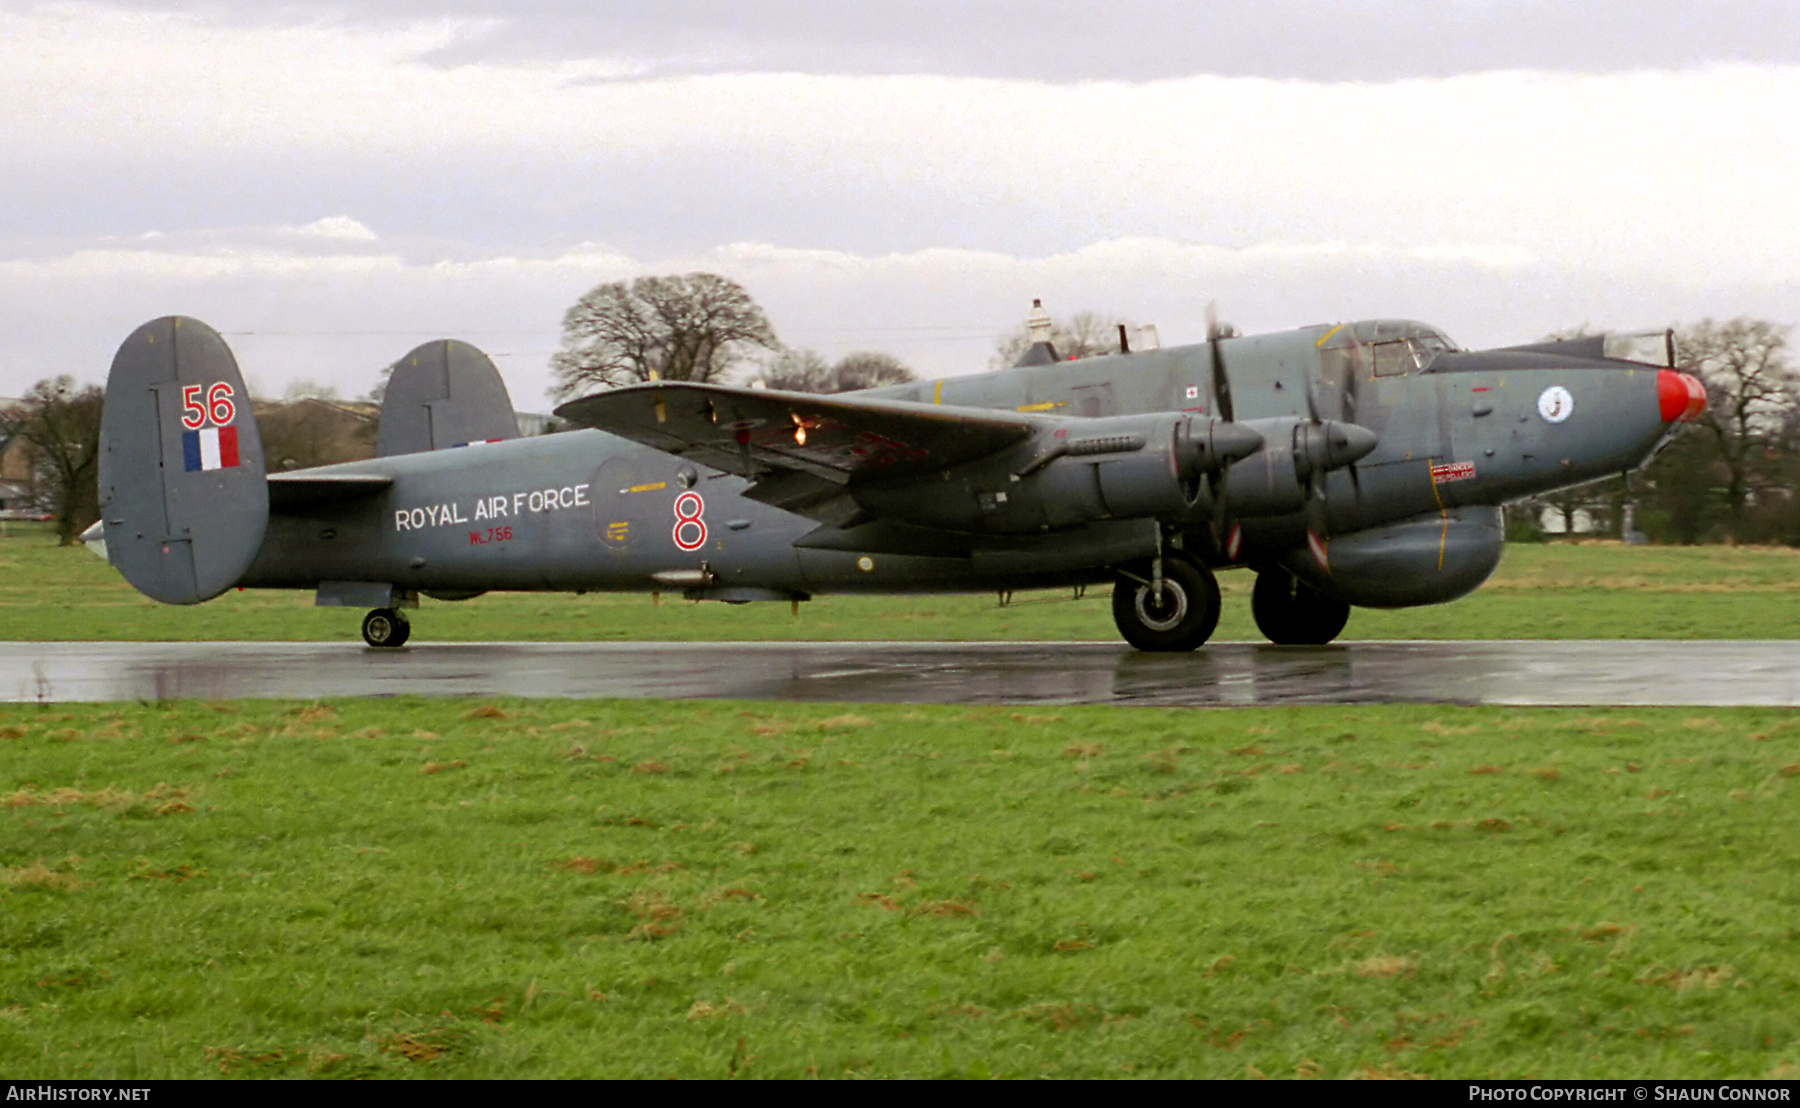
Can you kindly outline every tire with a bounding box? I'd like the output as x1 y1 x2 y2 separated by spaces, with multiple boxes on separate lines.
1111 556 1221 652
361 608 411 649
1251 566 1350 645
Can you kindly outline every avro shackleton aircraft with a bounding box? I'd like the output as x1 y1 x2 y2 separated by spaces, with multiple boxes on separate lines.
91 312 1704 650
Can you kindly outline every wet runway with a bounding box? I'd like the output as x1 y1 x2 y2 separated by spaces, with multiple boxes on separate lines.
0 640 1795 706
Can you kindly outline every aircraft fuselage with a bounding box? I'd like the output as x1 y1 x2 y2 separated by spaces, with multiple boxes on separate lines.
241 318 1691 612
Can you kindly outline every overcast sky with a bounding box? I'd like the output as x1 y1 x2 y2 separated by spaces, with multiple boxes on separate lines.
3 1 1798 404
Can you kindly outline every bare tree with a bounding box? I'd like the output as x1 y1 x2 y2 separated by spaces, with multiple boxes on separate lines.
550 273 780 399
760 348 832 393
1682 317 1795 528
759 349 917 394
991 310 1134 369
17 376 103 544
828 351 916 392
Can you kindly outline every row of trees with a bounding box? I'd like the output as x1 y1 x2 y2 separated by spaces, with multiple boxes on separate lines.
549 272 917 397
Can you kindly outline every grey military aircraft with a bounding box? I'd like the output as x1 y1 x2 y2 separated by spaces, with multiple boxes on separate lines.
91 312 1704 650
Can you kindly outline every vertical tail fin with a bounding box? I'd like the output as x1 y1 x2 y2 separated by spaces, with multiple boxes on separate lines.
376 340 518 456
98 317 269 604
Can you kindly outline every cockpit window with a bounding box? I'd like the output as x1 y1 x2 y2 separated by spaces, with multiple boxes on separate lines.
1320 320 1457 376
1371 341 1414 377
1343 320 1459 352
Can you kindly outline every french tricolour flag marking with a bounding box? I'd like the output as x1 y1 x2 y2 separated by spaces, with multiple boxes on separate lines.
182 426 240 472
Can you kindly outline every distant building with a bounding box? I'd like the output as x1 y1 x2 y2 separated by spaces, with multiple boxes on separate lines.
1536 505 1607 535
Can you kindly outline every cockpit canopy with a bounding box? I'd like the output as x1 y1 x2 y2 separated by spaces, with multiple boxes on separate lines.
1492 330 1677 369
1318 319 1460 376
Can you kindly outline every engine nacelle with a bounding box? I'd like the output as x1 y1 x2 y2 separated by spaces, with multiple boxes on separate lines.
851 412 1262 535
1206 417 1380 518
1279 505 1503 608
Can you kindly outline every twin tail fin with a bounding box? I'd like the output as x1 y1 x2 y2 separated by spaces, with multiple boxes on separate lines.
98 317 269 604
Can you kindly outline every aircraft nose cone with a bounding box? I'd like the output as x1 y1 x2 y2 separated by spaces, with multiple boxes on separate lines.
1658 370 1706 423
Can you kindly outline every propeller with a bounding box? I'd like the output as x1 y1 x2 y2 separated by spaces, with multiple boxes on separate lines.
1341 329 1366 506
1205 301 1234 423
1298 325 1376 536
1203 301 1236 550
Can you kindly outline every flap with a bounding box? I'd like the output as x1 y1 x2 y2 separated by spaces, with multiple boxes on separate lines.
267 472 394 512
554 382 1036 489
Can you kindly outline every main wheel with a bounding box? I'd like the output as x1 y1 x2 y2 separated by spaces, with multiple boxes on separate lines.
361 607 411 648
1251 566 1350 645
1111 556 1221 652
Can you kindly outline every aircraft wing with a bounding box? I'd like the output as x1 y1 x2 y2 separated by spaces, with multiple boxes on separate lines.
555 382 1036 512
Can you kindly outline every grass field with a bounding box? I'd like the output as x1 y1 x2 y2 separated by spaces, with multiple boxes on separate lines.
5 523 1800 642
4 697 1799 1079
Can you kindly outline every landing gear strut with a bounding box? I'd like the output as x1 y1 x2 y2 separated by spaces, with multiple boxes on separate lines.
1251 566 1350 645
361 607 411 648
1111 554 1221 652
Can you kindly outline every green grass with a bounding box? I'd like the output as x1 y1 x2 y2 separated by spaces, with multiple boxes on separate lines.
6 523 1800 641
4 698 1799 1078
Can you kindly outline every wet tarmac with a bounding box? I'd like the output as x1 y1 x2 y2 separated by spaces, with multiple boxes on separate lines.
0 639 1794 706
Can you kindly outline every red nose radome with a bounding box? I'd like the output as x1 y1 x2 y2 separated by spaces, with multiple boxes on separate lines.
1658 370 1706 423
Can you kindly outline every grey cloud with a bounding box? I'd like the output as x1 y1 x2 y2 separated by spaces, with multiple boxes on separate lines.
34 0 1800 80
0 145 1269 263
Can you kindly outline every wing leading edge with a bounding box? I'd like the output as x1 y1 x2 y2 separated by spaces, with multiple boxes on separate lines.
554 382 1038 514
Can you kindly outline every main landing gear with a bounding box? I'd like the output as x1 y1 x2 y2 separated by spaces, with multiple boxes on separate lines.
361 607 411 648
1111 553 1221 652
1251 565 1350 645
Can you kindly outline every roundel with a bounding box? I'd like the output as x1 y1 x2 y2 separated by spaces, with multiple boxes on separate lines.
1537 386 1574 423
672 491 707 551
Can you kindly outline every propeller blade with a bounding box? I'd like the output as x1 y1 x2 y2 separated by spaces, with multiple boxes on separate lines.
1343 325 1364 424
1206 302 1235 423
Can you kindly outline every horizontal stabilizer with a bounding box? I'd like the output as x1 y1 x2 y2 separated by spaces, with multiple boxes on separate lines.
266 472 394 512
555 382 1034 487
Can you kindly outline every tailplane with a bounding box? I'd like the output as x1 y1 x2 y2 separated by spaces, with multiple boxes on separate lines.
98 317 269 604
376 340 517 456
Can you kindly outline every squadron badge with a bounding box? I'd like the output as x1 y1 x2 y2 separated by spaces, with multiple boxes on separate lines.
1537 386 1574 423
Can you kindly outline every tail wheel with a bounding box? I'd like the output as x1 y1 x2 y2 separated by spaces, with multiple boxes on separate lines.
361 607 411 649
1251 566 1350 645
1111 556 1221 652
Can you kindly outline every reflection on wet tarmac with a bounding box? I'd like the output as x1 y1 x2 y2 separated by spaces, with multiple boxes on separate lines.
1 640 1797 706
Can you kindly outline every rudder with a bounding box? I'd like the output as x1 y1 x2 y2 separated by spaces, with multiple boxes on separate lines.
376 340 518 456
98 317 269 604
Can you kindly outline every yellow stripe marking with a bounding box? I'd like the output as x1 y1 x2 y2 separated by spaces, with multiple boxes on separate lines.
1426 459 1448 570
1015 400 1065 412
627 481 667 493
1315 324 1346 348
933 380 943 405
